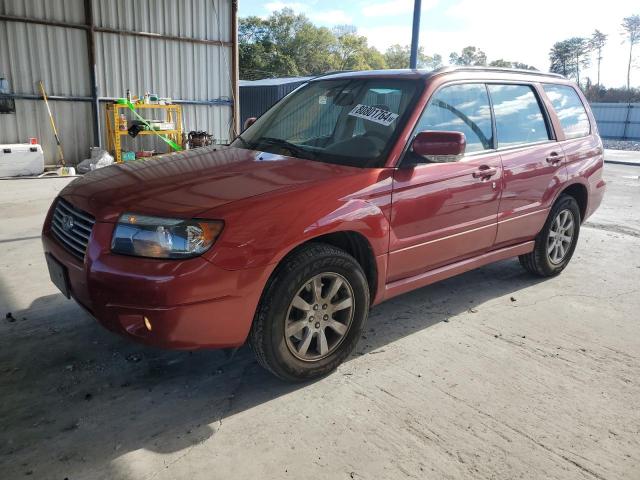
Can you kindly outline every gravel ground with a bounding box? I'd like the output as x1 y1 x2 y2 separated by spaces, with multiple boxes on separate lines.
603 139 640 151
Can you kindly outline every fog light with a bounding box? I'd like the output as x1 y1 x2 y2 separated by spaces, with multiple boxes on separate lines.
144 316 152 332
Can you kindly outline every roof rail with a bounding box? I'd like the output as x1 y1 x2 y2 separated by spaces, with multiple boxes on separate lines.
432 65 565 79
309 70 356 81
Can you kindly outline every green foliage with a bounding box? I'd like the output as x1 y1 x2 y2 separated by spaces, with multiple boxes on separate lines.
590 29 607 53
449 46 487 66
240 9 638 90
239 9 387 79
584 84 640 102
489 59 537 70
240 10 539 82
512 62 538 70
589 29 607 86
333 31 376 71
549 37 590 84
239 9 338 78
488 59 511 68
549 40 573 76
239 9 449 79
383 44 410 69
622 14 640 45
383 44 442 70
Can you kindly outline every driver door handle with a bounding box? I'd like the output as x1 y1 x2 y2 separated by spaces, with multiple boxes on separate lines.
472 166 498 179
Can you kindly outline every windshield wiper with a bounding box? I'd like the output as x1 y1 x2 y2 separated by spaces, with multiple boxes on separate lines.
253 137 314 158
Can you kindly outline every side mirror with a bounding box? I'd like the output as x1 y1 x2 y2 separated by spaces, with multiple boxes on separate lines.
411 131 466 163
243 117 257 131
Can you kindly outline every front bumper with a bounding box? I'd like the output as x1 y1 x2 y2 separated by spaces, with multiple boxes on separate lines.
42 215 270 350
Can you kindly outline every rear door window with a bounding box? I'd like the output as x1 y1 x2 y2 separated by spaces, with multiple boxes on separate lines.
415 83 493 153
488 84 550 148
543 85 590 139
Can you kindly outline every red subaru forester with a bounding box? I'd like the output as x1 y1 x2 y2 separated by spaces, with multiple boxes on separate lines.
43 67 605 381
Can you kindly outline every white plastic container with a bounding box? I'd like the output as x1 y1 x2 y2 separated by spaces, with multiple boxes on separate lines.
0 143 45 177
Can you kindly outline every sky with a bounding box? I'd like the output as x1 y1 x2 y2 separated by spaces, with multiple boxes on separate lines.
240 0 638 88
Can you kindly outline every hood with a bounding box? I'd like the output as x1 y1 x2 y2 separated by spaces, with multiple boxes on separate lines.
60 146 362 222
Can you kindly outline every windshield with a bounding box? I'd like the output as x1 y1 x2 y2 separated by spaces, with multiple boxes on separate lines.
232 78 419 168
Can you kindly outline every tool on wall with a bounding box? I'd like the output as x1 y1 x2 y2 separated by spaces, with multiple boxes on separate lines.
38 80 65 166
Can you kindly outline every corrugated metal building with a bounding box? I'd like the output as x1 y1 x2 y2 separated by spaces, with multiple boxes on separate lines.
590 103 640 140
239 76 311 125
0 0 239 166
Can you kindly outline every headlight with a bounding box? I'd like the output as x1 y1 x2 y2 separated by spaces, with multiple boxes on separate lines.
111 213 224 259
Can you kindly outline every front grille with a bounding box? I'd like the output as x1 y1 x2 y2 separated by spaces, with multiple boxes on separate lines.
51 198 95 260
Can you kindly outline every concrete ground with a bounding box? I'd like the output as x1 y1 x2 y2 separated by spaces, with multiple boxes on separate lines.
1 163 639 480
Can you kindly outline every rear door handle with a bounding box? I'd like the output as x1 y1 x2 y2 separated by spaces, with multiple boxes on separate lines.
472 166 497 178
546 152 564 165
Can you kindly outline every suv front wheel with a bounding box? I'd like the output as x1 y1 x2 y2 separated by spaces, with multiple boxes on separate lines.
519 194 581 277
249 243 370 382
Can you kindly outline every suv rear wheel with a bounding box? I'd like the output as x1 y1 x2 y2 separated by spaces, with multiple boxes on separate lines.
249 243 369 382
519 194 581 277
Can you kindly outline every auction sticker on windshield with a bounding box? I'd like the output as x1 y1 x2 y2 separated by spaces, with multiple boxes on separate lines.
348 104 399 126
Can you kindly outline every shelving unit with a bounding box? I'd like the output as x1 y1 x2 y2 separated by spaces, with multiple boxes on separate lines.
106 103 183 163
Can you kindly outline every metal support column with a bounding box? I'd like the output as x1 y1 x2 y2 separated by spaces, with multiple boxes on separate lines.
231 0 240 138
409 0 422 69
621 104 632 140
84 0 101 147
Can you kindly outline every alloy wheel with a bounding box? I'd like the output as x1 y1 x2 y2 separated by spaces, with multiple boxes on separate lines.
284 272 355 361
547 209 575 265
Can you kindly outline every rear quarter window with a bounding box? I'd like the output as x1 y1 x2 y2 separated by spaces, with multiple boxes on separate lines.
543 85 591 139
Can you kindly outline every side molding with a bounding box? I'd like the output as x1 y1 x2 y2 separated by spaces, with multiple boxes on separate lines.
384 241 534 301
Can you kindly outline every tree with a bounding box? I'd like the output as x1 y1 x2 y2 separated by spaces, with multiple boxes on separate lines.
239 9 337 78
489 59 538 70
239 16 273 79
512 62 538 70
449 46 487 66
384 44 411 68
384 44 442 69
238 9 334 78
589 29 607 86
365 47 387 70
424 54 444 70
549 38 590 84
622 14 640 90
488 59 511 68
584 84 640 102
567 37 591 86
549 40 573 76
238 9 387 79
332 28 386 71
293 23 337 74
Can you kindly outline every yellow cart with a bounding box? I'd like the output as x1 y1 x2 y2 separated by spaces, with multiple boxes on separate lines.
106 103 183 163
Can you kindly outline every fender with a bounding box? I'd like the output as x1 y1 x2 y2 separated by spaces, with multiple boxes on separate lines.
270 197 390 266
201 169 394 272
549 177 594 226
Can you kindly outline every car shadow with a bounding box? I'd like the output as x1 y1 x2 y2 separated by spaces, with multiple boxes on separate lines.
0 258 544 478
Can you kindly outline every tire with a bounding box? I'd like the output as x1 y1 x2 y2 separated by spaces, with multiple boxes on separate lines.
249 243 370 382
519 194 581 277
